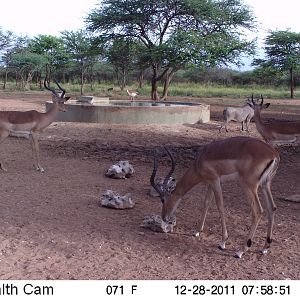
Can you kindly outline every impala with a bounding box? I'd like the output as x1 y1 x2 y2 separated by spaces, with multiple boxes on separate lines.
150 136 280 258
251 95 300 146
0 79 70 172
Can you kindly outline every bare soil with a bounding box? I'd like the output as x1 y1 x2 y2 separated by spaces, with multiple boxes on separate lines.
0 91 299 280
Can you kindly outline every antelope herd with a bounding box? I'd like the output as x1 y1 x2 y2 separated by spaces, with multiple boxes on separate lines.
0 81 296 258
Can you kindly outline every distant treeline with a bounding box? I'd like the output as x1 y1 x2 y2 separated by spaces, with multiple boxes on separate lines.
1 64 299 89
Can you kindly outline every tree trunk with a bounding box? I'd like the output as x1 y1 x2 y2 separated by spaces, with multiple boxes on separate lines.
80 73 84 95
151 77 159 100
3 68 8 89
80 60 84 96
89 64 94 91
138 70 144 88
24 71 33 90
115 67 126 91
160 68 176 101
120 68 126 91
151 65 160 100
290 67 294 99
62 71 66 84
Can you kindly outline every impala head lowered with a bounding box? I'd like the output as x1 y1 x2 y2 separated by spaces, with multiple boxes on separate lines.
150 147 175 205
150 138 280 259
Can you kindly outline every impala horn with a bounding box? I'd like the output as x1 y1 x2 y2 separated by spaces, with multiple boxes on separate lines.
150 146 176 203
54 79 66 98
44 78 60 98
251 93 255 106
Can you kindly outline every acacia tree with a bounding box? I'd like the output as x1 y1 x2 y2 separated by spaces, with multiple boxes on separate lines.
10 51 48 89
0 27 13 51
29 35 69 85
106 38 137 90
256 30 300 99
86 0 256 100
1 35 32 89
61 30 100 95
0 28 15 88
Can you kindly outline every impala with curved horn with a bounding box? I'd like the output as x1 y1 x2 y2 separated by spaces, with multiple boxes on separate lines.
0 79 70 172
150 137 280 258
250 95 300 147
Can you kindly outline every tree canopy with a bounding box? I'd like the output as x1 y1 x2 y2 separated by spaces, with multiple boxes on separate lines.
0 27 13 50
1 2 299 98
86 0 257 99
254 30 300 98
106 38 138 90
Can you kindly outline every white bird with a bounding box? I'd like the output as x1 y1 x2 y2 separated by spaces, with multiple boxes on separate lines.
126 89 138 101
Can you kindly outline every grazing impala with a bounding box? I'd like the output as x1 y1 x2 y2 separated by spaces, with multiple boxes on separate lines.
0 79 70 172
251 95 300 146
150 137 280 258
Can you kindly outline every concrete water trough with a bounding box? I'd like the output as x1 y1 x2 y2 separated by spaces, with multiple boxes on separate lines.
46 97 210 125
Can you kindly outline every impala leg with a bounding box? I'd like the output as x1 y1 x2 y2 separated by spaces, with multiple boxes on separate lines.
235 184 263 258
0 128 9 171
199 185 214 232
211 180 228 250
29 132 44 172
261 180 276 254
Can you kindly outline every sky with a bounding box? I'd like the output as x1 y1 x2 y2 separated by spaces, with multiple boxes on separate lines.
244 0 300 44
0 0 99 36
0 0 300 69
1 0 299 37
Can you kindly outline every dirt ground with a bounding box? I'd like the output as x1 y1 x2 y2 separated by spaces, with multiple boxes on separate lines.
0 91 299 280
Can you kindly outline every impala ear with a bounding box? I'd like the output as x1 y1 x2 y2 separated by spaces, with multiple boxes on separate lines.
65 96 71 101
264 103 270 109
